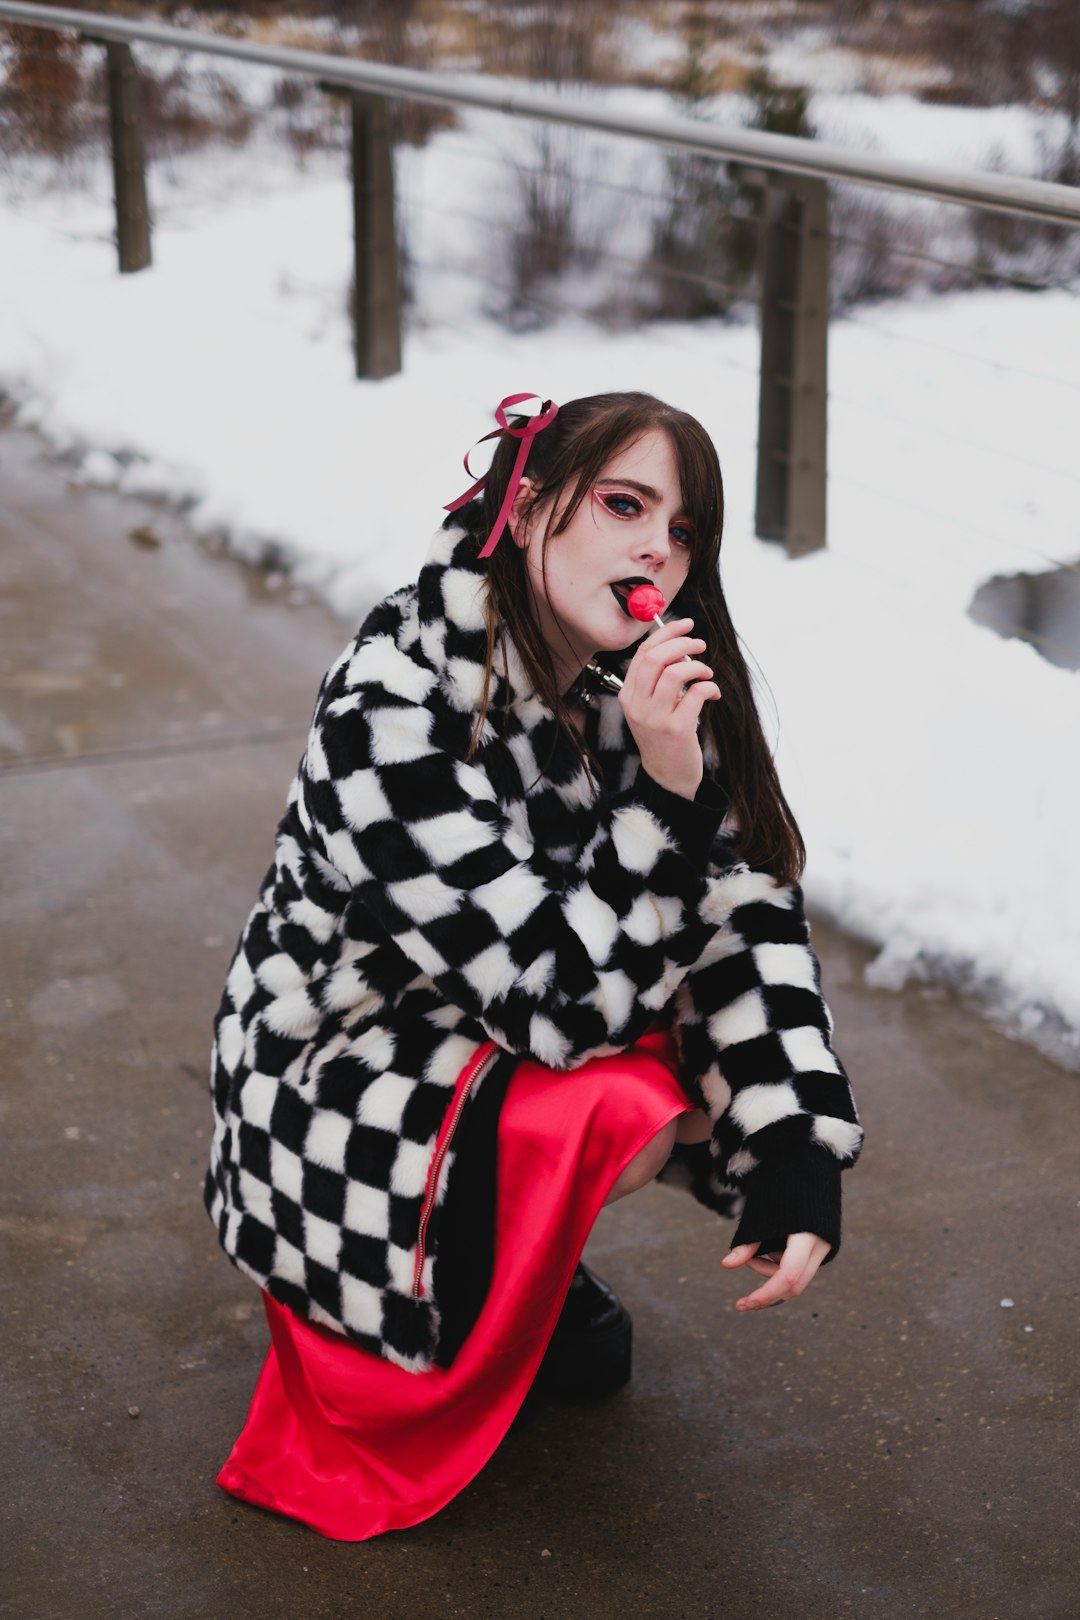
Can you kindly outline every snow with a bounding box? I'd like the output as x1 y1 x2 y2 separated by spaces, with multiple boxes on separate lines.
1 73 1078 1068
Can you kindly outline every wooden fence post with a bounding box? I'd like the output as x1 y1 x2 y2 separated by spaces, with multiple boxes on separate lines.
754 174 829 557
350 91 402 380
102 39 151 273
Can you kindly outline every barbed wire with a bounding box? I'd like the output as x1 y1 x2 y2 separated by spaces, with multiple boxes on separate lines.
820 223 1080 299
827 388 1080 489
840 309 1080 392
418 132 765 218
410 195 754 304
827 468 1080 577
405 250 764 381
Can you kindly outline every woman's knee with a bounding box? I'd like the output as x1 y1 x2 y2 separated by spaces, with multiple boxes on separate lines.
604 1119 679 1205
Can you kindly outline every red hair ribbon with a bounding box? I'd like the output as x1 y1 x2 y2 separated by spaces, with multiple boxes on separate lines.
443 392 559 558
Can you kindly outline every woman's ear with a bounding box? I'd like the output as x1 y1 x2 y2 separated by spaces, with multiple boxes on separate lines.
508 477 536 548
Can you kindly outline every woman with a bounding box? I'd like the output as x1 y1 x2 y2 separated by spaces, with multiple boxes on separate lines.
205 389 863 1540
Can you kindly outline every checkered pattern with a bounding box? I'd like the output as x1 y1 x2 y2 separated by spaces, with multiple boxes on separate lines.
206 519 861 1370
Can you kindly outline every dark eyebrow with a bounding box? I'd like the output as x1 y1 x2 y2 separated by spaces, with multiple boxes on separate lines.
595 477 690 515
595 477 660 500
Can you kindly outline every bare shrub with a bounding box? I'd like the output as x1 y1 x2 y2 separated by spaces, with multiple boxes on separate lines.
466 0 623 86
0 22 85 158
485 124 602 330
637 61 813 324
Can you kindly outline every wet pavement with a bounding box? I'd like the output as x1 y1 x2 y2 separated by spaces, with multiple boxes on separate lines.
2 417 1078 1620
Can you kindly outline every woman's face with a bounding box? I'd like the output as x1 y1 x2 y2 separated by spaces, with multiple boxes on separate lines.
510 428 694 690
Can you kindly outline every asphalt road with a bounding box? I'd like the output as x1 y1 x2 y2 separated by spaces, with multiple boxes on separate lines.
2 417 1077 1620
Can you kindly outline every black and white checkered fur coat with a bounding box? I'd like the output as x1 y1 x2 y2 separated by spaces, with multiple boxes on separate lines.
205 518 863 1372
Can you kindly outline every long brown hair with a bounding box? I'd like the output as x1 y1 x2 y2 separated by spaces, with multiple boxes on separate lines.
455 390 805 885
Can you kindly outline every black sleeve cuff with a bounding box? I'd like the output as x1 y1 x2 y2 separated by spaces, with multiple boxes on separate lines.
631 766 728 868
729 1145 844 1262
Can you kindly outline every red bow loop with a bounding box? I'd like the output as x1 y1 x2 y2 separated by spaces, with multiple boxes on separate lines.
443 392 559 558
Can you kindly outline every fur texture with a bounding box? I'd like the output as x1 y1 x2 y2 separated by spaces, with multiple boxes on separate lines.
205 522 862 1370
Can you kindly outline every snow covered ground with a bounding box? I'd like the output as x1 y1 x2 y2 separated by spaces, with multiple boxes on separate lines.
1 64 1078 1067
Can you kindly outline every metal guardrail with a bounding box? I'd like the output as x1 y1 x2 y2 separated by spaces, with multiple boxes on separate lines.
5 3 1080 226
3 0 1079 559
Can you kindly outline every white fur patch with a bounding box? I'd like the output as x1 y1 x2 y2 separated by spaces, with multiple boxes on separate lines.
781 1025 841 1075
622 892 663 946
216 1012 245 1074
263 986 322 1040
304 1211 343 1270
337 767 393 832
594 967 637 1032
388 872 462 926
726 1147 759 1178
709 988 771 1047
356 1072 414 1132
273 1236 307 1288
445 656 489 712
226 949 256 1011
422 1031 476 1087
441 566 488 632
257 952 307 997
692 1057 732 1116
390 1139 430 1199
287 896 339 945
320 965 370 1015
753 942 818 991
529 1012 572 1069
611 804 669 874
343 1182 390 1239
323 828 371 886
237 1168 274 1227
304 1110 351 1172
455 758 499 805
269 1141 305 1204
812 1116 864 1159
410 810 499 866
696 919 757 969
386 1240 419 1295
238 1070 278 1132
518 949 556 996
395 929 446 983
729 1080 803 1137
366 704 435 766
344 1021 396 1072
566 885 620 965
461 940 517 1002
340 1274 385 1337
474 863 548 933
700 865 781 925
347 637 435 703
597 695 629 750
303 727 330 783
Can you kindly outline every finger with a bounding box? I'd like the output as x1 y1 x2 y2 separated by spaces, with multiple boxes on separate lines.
721 1242 760 1269
734 1269 798 1311
652 659 715 700
735 1249 820 1311
673 681 721 722
636 642 709 694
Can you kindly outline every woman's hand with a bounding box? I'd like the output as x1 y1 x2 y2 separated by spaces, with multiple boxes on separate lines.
618 617 721 800
721 1233 832 1312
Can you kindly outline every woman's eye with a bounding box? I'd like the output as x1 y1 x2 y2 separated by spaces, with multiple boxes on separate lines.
670 524 693 549
596 490 643 518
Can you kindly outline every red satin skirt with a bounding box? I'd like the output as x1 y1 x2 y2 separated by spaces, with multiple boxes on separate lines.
216 1026 695 1541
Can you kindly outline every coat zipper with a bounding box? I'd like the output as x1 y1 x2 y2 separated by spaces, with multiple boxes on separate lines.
412 1041 500 1302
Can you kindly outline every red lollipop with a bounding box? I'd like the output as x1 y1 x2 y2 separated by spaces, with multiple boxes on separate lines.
626 583 666 623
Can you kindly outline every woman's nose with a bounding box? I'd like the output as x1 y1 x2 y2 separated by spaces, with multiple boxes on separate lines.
632 519 671 566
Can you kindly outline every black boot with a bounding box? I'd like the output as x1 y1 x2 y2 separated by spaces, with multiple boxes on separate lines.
530 1261 633 1402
